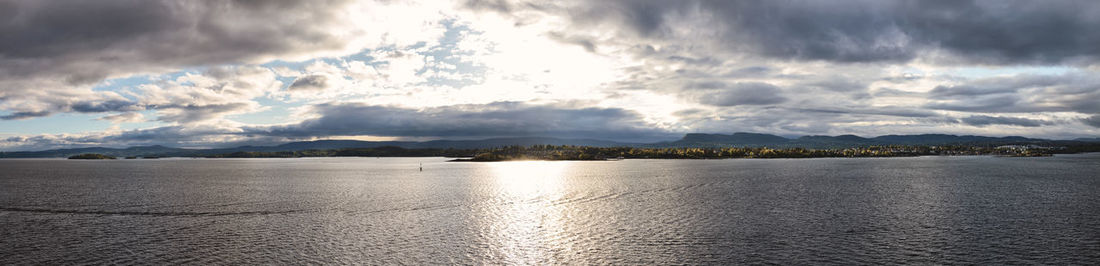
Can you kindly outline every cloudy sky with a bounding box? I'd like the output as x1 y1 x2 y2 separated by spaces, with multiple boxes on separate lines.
2 0 1099 150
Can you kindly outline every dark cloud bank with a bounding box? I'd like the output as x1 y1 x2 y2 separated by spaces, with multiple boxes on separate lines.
0 0 353 83
258 102 674 141
538 0 1100 64
960 115 1052 128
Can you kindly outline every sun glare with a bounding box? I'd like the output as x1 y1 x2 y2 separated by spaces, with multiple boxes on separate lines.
487 161 571 264
490 161 568 196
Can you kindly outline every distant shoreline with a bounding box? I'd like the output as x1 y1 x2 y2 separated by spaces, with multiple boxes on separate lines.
25 148 1091 161
5 133 1100 159
5 152 1100 161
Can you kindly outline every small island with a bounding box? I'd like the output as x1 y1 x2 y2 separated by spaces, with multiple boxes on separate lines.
68 153 117 160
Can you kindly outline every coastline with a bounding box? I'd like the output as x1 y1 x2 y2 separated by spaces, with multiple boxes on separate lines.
2 153 1085 161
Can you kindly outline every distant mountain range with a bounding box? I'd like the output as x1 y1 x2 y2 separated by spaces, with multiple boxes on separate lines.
0 145 190 159
661 132 1054 148
1 133 1096 158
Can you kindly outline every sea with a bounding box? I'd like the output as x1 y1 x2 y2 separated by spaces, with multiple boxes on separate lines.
2 154 1099 264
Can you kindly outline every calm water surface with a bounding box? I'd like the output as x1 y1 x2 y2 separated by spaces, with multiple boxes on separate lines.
2 154 1099 264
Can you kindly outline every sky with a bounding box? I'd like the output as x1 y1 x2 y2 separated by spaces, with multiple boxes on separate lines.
2 0 1100 151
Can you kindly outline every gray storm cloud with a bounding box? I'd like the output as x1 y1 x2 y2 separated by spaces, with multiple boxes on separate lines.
493 0 1100 64
692 82 789 107
1083 115 1100 128
0 0 355 82
960 115 1052 127
287 75 331 91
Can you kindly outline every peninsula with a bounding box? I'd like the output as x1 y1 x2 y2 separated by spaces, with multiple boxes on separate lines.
67 153 116 160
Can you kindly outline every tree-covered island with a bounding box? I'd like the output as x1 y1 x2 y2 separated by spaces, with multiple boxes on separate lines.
67 153 117 159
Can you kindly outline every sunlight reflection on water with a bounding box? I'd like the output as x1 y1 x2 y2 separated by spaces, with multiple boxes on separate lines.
489 161 569 264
